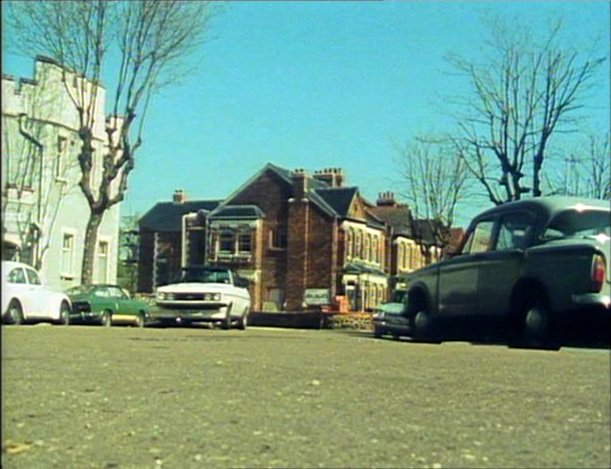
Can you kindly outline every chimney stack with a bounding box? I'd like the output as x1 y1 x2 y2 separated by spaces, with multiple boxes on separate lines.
313 167 344 188
376 191 397 207
173 189 186 204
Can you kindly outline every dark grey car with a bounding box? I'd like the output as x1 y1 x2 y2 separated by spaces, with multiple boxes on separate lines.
400 196 610 349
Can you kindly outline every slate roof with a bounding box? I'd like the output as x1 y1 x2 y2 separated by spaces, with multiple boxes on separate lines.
139 200 221 232
313 187 358 217
369 205 414 237
209 205 265 219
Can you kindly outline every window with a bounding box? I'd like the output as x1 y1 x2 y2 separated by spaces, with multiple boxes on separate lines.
346 229 353 259
372 237 378 263
96 240 109 283
354 232 361 260
364 235 370 261
238 233 252 254
108 286 127 299
61 232 75 277
8 267 26 284
25 268 41 285
56 135 67 177
496 213 534 251
463 221 494 254
270 226 288 249
219 231 234 252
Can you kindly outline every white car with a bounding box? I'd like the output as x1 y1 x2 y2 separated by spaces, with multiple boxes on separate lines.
1 261 72 325
151 266 251 329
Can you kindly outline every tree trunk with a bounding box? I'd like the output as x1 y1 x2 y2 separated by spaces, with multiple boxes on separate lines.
81 211 104 285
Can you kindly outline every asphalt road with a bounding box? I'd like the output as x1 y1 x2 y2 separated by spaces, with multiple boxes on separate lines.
2 325 610 468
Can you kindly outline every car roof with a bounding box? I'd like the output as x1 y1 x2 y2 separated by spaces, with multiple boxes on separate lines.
1 261 37 272
475 196 610 222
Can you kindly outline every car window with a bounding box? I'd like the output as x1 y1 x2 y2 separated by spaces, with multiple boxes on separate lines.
7 267 26 284
108 286 127 299
542 209 611 240
495 212 535 251
94 287 111 298
25 268 42 285
462 220 494 254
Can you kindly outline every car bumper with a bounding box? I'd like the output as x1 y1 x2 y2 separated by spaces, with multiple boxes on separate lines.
148 304 235 323
571 293 611 311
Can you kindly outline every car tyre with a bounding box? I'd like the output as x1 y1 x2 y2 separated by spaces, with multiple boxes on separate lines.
373 326 383 339
411 309 441 343
7 300 24 325
511 297 559 350
135 312 146 328
237 312 248 331
60 301 71 326
101 310 112 327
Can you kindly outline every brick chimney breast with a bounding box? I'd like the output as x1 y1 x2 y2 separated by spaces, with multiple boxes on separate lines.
313 167 344 188
173 189 186 204
376 191 397 207
291 168 309 200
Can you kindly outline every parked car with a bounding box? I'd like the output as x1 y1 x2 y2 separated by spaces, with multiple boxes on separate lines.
400 196 610 349
151 265 251 329
65 284 149 327
1 261 72 325
372 290 409 339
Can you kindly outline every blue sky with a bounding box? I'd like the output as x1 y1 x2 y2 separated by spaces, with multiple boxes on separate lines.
3 1 610 227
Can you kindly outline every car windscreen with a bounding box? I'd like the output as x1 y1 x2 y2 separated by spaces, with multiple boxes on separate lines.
175 268 231 284
66 285 95 295
542 209 611 240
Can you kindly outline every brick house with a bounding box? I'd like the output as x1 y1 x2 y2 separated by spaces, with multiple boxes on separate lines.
137 163 439 312
137 190 220 292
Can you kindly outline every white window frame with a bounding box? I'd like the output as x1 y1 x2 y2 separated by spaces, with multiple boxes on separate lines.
61 228 78 280
96 236 111 283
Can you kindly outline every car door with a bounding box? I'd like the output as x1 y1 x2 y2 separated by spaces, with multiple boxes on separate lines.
109 286 136 316
477 211 536 317
438 219 494 317
92 287 115 314
24 267 46 317
6 266 35 316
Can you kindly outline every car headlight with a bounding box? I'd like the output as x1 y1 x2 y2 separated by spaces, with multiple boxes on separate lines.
203 293 221 301
157 292 169 301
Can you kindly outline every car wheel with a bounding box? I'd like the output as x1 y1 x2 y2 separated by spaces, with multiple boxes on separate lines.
411 309 441 343
511 298 559 350
135 312 146 328
222 304 232 330
237 313 248 331
101 310 112 327
60 301 71 325
373 326 383 339
7 300 24 325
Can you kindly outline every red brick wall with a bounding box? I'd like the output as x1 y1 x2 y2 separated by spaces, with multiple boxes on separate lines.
229 169 292 310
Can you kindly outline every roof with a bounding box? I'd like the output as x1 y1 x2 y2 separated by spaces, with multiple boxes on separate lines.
313 187 358 217
369 205 414 237
139 200 221 232
209 205 265 219
475 196 610 223
343 261 387 277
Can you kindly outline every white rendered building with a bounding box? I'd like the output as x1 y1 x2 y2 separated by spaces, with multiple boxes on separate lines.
2 56 120 289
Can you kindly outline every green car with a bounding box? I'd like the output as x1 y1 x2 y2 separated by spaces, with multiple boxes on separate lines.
66 284 149 327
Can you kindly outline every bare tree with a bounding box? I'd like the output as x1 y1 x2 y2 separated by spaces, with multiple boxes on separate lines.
395 136 469 255
549 133 611 199
447 18 605 205
7 0 216 283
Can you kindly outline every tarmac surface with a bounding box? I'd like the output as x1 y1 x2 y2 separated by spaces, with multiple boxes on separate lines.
2 324 610 468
